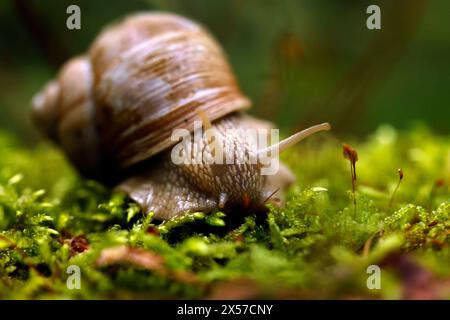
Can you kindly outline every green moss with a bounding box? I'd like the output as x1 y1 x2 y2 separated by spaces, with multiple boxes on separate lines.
0 125 449 299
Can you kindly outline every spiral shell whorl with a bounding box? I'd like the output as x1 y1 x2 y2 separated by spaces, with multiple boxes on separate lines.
32 80 60 140
91 13 251 169
32 57 101 176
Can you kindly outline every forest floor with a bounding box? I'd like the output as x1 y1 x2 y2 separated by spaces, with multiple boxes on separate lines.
0 124 449 299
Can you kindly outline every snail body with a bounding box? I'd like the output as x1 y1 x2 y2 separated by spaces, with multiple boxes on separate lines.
32 12 330 220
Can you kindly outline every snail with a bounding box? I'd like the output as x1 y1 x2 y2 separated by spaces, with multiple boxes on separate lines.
31 12 330 220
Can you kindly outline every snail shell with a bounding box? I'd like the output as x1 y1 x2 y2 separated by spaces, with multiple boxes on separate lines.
33 12 250 179
32 12 330 220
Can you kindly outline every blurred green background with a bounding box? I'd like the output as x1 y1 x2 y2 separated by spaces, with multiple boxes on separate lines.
0 0 449 145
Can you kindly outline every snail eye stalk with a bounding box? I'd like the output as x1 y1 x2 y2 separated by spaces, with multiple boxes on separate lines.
258 122 331 158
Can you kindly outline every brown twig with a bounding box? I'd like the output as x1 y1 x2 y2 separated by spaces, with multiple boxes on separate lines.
301 0 428 133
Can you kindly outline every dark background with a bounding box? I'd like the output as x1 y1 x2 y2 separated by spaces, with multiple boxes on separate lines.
0 0 448 144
